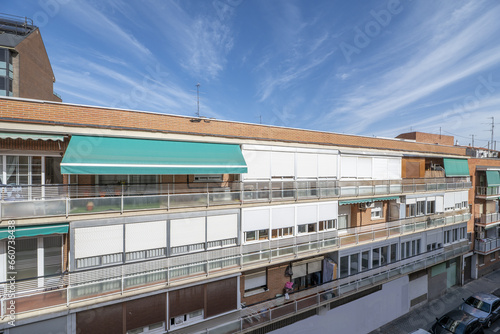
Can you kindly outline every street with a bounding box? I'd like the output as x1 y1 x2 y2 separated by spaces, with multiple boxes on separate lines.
370 270 500 334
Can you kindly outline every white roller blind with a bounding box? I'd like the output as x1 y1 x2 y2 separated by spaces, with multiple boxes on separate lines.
242 150 271 180
207 214 238 241
272 206 295 228
373 158 388 179
170 217 206 247
357 157 372 178
318 154 338 178
242 207 271 231
318 202 337 221
387 158 402 179
293 263 307 277
296 153 318 178
444 192 455 208
406 198 416 205
271 151 295 177
308 260 322 273
245 271 266 290
341 156 357 178
462 190 469 203
125 221 166 252
426 231 440 244
74 225 123 258
436 196 444 212
297 205 318 224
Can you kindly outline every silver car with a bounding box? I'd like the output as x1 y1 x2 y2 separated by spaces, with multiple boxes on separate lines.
459 293 500 328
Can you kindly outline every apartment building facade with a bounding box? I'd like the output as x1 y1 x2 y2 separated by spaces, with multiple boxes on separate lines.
0 13 61 102
0 97 475 334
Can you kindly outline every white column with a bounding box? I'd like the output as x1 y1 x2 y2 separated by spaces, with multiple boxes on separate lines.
37 237 44 287
0 240 6 282
41 156 45 198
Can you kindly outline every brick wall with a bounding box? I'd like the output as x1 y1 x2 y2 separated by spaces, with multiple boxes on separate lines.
0 98 468 156
14 29 61 102
396 132 454 146
350 202 389 228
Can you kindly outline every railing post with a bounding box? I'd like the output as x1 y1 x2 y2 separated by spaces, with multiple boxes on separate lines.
207 183 209 208
120 184 124 214
66 197 69 218
167 184 170 211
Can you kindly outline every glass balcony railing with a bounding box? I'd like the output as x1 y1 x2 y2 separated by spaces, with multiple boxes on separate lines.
476 186 500 197
0 213 470 317
0 177 472 220
476 212 500 226
475 238 500 254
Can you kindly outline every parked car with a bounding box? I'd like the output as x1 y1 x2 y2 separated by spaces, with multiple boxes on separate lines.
459 292 500 328
431 309 483 334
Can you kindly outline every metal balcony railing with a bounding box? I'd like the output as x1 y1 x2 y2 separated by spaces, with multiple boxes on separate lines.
475 238 500 254
476 186 500 197
0 213 470 318
195 242 470 334
0 177 472 220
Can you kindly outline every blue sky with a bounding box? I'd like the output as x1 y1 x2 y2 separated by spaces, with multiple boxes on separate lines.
4 0 500 148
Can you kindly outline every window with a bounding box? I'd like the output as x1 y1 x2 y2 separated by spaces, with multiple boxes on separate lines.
462 201 468 209
127 322 165 334
406 204 416 217
478 255 485 265
292 259 322 290
390 243 397 262
340 256 349 278
297 223 317 234
416 201 425 216
338 215 348 229
170 310 203 328
401 239 421 259
350 253 359 275
244 270 267 292
371 202 383 220
272 227 293 238
244 229 268 242
444 230 451 244
319 219 336 231
426 200 435 214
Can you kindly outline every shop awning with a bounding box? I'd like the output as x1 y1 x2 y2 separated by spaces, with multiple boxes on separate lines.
0 223 69 240
339 196 399 205
486 170 500 187
0 132 65 141
61 135 248 175
443 158 469 177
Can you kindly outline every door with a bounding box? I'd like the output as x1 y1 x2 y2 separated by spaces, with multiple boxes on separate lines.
464 256 472 284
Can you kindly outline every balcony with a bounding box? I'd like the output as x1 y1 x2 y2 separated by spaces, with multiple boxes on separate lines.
476 186 500 198
0 212 470 318
475 238 500 255
0 177 471 220
475 212 500 227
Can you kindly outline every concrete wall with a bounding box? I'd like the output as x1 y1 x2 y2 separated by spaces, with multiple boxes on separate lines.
271 276 411 334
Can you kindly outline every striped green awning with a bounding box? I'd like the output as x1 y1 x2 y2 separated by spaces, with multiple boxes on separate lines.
486 170 500 187
339 196 399 205
61 135 247 175
443 158 469 177
0 132 65 141
0 223 69 240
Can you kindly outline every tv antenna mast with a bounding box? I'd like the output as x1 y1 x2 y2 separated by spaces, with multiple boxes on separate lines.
196 83 201 118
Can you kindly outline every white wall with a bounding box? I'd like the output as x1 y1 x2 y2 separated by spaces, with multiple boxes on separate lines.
270 276 411 334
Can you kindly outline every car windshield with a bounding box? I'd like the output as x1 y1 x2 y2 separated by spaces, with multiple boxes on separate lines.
438 316 462 333
465 297 491 313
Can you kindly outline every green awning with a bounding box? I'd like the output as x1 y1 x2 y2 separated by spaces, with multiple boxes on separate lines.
0 223 69 240
61 135 247 175
0 132 65 141
339 196 399 205
486 170 500 187
443 158 469 177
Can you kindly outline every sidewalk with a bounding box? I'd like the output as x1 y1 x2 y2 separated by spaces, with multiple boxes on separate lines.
369 269 500 334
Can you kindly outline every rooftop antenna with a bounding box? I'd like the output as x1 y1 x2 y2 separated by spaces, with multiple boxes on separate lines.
490 117 495 154
470 134 474 147
196 83 200 118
